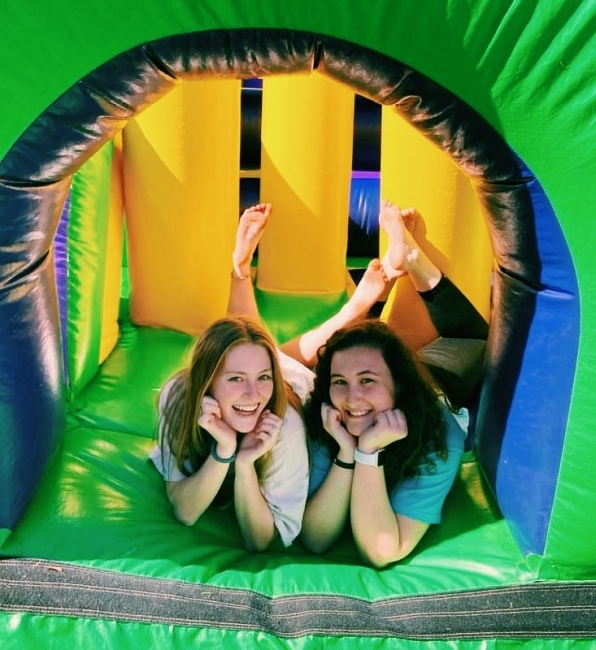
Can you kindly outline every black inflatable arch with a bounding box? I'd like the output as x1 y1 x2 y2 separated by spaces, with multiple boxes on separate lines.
0 30 567 557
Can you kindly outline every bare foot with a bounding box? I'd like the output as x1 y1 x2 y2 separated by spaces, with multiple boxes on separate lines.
346 259 390 317
232 203 271 278
378 199 416 280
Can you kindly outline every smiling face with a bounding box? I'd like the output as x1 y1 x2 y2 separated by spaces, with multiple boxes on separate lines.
209 343 274 434
329 345 396 437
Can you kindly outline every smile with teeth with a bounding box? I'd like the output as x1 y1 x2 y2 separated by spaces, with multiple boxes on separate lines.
233 404 260 415
346 409 372 418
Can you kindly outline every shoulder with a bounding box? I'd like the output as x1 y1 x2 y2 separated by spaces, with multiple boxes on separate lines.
415 400 466 479
437 399 468 450
159 372 185 410
276 349 315 402
278 405 307 442
269 406 308 465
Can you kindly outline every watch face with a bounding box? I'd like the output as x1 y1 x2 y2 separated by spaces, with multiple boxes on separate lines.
355 448 385 467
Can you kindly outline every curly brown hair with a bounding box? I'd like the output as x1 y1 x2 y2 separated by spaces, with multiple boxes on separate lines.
304 319 448 490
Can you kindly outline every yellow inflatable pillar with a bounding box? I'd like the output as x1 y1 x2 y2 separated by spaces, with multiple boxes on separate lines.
258 73 354 294
123 80 241 336
99 130 124 364
380 108 493 350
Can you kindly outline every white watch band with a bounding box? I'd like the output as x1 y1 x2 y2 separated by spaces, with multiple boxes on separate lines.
354 447 385 467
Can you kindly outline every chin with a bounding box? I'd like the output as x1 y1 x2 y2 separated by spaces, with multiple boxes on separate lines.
232 420 258 434
228 411 261 434
344 422 367 438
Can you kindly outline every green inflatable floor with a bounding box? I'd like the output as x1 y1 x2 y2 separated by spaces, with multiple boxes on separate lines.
1 325 593 646
2 323 521 582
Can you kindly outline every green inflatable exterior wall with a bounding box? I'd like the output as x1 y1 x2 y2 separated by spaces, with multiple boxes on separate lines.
1 2 596 643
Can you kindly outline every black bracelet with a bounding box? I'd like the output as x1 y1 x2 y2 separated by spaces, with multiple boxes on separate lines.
210 442 236 464
334 457 356 470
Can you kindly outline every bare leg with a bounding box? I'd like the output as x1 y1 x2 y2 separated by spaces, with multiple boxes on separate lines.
280 200 433 367
280 259 389 367
379 199 487 337
379 199 442 292
226 203 271 320
378 201 488 405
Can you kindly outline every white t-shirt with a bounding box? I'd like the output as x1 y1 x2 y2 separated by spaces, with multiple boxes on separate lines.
276 349 315 400
149 350 314 546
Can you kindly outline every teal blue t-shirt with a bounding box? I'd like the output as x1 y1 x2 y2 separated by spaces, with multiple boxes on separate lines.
307 402 466 525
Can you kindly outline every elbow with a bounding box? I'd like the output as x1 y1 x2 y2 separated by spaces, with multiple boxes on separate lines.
360 547 405 569
357 537 414 569
300 517 338 554
172 506 198 527
166 485 200 526
168 494 199 527
241 523 277 553
243 532 276 553
244 540 270 553
361 551 400 570
300 532 334 555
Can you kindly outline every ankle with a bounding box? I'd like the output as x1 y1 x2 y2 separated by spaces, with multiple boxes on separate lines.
232 255 252 280
381 249 408 282
343 296 373 322
406 251 442 292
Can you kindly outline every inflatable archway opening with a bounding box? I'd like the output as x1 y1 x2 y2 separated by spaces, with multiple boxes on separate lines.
0 29 581 575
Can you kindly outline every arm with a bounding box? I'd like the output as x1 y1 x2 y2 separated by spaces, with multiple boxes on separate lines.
350 408 427 568
301 404 356 553
257 406 310 547
353 403 467 567
234 410 282 551
234 462 277 552
166 447 234 525
350 465 429 568
163 394 238 525
301 458 354 554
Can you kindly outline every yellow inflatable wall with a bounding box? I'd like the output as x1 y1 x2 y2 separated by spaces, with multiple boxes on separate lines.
119 72 492 341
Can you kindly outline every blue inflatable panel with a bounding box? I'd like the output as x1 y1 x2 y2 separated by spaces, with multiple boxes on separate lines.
475 158 579 555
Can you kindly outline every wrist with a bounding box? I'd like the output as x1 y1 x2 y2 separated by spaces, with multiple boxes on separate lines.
333 456 356 470
335 448 355 464
355 439 381 454
233 457 258 474
231 268 250 281
231 255 251 281
334 446 356 470
354 447 386 467
211 441 237 464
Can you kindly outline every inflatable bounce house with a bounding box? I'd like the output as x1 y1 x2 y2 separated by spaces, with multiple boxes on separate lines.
2 1 596 646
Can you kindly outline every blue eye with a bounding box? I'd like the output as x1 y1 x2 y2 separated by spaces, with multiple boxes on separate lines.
258 374 273 382
228 376 244 383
